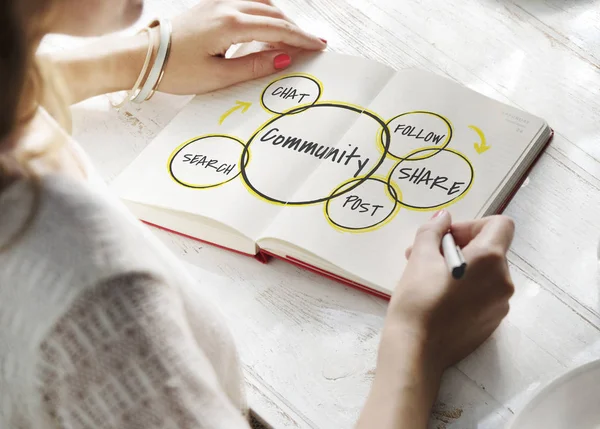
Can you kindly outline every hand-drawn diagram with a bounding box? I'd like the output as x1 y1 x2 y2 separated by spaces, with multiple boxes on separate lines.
167 74 480 233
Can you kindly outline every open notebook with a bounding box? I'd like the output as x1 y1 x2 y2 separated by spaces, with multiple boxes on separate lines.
112 51 552 297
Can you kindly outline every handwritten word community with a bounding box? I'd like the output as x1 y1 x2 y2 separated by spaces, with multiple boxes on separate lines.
259 127 371 177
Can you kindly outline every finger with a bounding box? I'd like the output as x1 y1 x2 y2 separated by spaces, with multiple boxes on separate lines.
233 41 299 55
405 246 412 260
237 2 289 22
451 216 515 249
411 210 452 257
258 42 296 51
216 49 297 86
231 15 326 50
241 0 302 27
459 215 515 257
450 218 489 247
227 41 281 59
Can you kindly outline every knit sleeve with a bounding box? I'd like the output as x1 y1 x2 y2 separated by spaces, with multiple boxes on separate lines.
34 272 251 429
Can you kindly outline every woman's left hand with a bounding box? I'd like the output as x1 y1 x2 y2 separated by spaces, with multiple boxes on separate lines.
49 0 326 104
158 0 326 95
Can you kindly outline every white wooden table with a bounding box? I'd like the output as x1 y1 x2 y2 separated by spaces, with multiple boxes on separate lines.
44 0 600 427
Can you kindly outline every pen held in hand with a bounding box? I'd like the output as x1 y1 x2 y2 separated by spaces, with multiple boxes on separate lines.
442 232 467 279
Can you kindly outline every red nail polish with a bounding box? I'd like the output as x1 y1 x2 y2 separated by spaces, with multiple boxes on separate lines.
319 38 328 44
432 209 446 219
274 54 291 70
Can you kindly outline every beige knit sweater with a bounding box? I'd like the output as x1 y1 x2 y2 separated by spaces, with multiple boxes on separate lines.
0 172 250 429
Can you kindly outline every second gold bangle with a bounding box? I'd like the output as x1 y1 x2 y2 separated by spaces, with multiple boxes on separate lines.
111 27 155 108
145 19 173 101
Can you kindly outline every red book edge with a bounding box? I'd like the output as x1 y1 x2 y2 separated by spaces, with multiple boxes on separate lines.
261 250 391 299
142 129 554 300
492 129 554 214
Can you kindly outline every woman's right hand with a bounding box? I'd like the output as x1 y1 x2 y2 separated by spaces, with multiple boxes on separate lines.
357 210 515 429
385 210 515 372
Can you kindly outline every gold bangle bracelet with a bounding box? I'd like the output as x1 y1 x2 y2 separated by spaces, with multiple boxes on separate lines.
111 26 155 108
145 19 173 101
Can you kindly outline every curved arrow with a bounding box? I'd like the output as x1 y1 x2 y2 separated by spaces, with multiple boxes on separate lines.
219 100 252 125
469 125 491 154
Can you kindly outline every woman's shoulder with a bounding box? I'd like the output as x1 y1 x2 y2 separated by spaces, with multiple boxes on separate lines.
0 175 176 380
1 174 149 275
0 175 248 426
0 174 176 321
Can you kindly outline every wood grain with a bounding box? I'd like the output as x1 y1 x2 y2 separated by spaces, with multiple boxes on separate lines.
43 0 600 427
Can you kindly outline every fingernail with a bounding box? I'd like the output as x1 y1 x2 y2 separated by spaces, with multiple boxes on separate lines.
432 209 446 219
274 54 291 70
319 38 328 44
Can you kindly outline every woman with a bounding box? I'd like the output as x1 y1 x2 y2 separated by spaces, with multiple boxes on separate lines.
0 0 515 428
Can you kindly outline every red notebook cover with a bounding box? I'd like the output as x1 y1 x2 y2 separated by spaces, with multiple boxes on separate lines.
142 130 553 301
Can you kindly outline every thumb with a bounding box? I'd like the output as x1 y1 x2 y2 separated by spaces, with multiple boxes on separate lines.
411 210 452 257
218 51 293 86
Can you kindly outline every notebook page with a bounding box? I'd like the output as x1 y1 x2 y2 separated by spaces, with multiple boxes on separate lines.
259 70 546 293
112 52 394 240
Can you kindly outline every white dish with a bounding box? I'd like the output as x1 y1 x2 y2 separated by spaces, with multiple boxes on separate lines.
508 359 600 429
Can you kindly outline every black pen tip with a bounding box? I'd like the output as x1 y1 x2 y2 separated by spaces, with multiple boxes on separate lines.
452 263 467 280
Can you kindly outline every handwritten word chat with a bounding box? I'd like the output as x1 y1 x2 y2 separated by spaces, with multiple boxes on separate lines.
261 75 321 114
271 86 311 103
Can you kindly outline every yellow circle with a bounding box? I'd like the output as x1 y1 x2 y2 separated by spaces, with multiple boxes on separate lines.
385 146 474 211
378 111 453 161
260 73 324 115
167 134 246 189
324 175 402 233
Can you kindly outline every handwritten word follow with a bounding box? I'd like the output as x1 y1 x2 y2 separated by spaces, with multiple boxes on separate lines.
182 154 235 176
271 86 311 104
260 128 370 177
394 124 446 145
397 167 465 196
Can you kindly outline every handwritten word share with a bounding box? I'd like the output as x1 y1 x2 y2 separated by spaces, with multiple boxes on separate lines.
387 148 473 210
261 74 322 114
169 135 245 189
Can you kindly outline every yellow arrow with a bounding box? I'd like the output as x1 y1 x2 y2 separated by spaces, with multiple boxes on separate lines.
469 125 491 154
219 100 252 125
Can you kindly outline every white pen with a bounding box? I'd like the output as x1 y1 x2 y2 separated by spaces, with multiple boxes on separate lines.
441 232 467 279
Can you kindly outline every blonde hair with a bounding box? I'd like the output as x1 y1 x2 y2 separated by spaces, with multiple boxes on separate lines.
0 0 71 251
